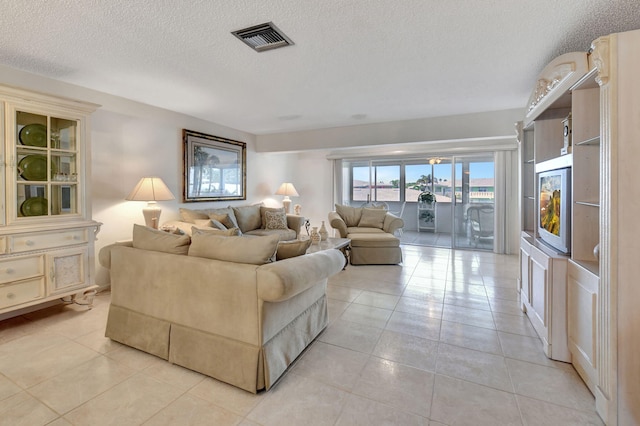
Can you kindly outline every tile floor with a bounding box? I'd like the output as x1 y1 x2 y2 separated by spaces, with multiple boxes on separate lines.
0 245 603 425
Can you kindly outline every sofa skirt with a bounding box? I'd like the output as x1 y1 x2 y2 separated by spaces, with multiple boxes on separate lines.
105 295 328 393
350 246 402 265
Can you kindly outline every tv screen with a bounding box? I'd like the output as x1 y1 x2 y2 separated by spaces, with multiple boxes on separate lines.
537 167 571 254
539 175 561 235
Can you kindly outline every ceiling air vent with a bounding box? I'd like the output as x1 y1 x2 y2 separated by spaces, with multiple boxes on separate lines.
231 22 294 52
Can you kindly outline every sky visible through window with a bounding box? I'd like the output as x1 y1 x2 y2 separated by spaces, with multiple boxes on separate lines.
354 162 494 184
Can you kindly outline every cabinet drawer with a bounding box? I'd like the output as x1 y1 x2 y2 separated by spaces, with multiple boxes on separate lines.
0 278 45 310
0 255 45 284
10 229 88 253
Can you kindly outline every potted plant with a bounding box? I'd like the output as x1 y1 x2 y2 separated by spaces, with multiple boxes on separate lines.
418 191 436 205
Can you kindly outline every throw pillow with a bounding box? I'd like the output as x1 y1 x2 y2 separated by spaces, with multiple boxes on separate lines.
194 219 214 228
259 206 286 229
335 204 363 227
232 204 263 233
358 208 387 229
188 233 279 265
191 226 241 237
132 224 191 255
209 213 236 230
208 207 240 228
276 239 312 261
179 208 210 223
264 210 288 230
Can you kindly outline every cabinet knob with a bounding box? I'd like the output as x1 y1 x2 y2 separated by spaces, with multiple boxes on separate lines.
6 293 15 299
5 268 14 274
25 240 35 246
73 236 80 240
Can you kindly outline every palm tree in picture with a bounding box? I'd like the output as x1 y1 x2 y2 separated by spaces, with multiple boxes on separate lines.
193 147 220 195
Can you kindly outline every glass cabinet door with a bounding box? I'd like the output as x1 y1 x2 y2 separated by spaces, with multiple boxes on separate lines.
15 111 80 219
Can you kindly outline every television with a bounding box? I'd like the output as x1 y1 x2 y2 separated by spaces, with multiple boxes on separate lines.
538 167 571 254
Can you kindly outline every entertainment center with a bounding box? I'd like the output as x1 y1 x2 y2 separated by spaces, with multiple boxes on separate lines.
517 29 640 424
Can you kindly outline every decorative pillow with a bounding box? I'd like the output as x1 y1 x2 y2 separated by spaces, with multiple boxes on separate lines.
335 204 363 227
264 210 288 230
188 233 279 265
209 213 236 230
191 226 241 237
208 207 239 228
194 219 214 228
179 208 210 223
232 204 263 233
358 208 387 229
276 239 312 261
132 224 191 255
260 206 287 229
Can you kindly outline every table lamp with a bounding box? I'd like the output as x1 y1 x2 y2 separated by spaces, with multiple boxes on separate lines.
275 182 299 214
126 177 175 229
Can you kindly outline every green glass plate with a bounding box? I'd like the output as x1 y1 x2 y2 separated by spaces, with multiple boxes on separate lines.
19 123 47 147
20 197 48 216
17 155 57 181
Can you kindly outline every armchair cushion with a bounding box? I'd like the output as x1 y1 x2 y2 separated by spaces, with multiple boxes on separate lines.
358 208 387 229
132 224 191 255
335 204 362 227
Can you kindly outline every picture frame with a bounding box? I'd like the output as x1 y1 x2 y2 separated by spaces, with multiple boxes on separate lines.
182 129 246 202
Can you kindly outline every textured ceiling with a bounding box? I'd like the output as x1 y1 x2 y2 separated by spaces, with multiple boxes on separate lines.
1 0 639 135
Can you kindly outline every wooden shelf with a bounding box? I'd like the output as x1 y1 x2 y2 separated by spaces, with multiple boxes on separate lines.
570 258 600 277
575 136 600 146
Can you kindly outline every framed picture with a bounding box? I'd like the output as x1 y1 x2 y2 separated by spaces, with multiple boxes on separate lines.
182 129 246 202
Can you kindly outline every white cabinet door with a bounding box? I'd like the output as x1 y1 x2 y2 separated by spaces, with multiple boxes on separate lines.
47 246 89 295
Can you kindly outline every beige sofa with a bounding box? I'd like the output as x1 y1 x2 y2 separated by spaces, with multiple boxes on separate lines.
329 204 404 265
163 205 305 240
100 227 345 393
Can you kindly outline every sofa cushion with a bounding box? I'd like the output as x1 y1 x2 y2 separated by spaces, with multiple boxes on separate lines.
191 226 242 237
260 206 286 229
335 204 363 227
276 239 312 261
179 208 210 223
358 208 387 229
188 232 279 264
245 228 297 240
264 210 288 230
232 204 263 233
209 213 237 230
132 224 191 255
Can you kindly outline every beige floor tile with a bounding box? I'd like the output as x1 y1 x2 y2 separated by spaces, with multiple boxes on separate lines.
0 339 99 388
385 311 441 341
46 418 73 426
516 394 604 426
326 284 362 302
74 328 122 354
339 303 393 329
318 319 383 353
189 377 263 417
430 375 521 426
358 279 407 296
352 357 434 418
441 304 495 329
28 356 135 415
445 282 487 296
291 341 369 391
443 292 491 311
406 276 448 290
326 299 350 324
0 316 40 345
373 330 438 371
335 393 429 425
498 331 560 367
506 358 595 412
0 391 58 426
144 393 242 425
492 311 538 337
142 360 205 392
0 374 21 401
394 297 443 319
64 373 183 425
436 343 513 392
486 286 520 301
105 343 166 371
402 285 445 303
246 373 347 426
353 290 400 310
489 298 526 316
439 320 503 355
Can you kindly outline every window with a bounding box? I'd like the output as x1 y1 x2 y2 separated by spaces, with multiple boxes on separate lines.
350 161 400 203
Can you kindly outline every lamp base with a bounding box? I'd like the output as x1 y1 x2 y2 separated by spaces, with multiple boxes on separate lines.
282 197 292 214
142 202 162 229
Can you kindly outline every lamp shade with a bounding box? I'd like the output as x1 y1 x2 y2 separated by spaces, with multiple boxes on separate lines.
275 182 299 197
126 177 175 201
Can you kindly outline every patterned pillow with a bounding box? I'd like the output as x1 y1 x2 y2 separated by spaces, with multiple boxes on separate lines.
265 210 288 230
260 206 286 229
